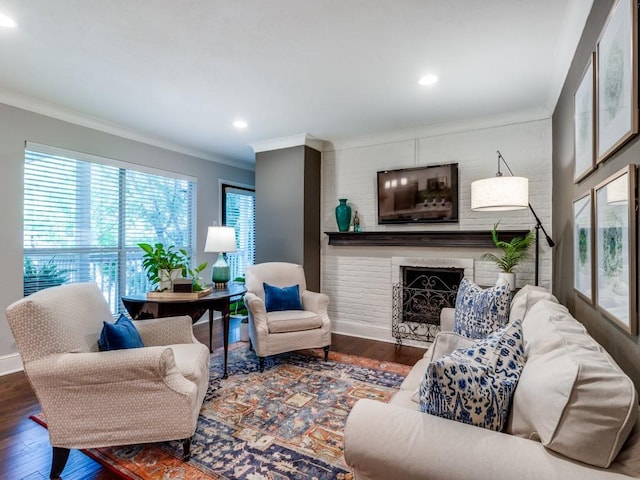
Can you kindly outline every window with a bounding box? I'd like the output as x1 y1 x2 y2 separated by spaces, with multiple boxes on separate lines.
24 143 196 313
222 184 255 280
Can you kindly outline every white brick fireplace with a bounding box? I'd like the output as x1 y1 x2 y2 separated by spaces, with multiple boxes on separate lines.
320 117 552 347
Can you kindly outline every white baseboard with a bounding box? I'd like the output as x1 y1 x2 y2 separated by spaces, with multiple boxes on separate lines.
331 320 431 350
0 353 23 376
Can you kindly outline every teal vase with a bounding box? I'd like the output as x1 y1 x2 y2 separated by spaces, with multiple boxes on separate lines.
335 198 352 232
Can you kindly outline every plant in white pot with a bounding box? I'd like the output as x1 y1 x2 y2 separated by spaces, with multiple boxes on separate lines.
481 222 534 291
139 243 209 292
139 243 188 291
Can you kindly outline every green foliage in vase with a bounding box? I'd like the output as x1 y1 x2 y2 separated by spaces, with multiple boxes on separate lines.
138 242 208 291
138 243 186 287
481 222 534 273
182 254 208 291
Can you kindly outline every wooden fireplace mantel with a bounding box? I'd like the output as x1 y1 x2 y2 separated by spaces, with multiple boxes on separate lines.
324 230 531 248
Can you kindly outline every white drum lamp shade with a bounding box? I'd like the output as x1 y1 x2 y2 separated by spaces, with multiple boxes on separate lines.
470 176 529 211
204 226 237 287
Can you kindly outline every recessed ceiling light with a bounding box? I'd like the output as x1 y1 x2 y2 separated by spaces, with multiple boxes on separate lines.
0 13 17 28
418 74 438 86
233 120 248 129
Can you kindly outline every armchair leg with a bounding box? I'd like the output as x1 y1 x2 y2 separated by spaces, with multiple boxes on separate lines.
259 357 265 372
50 446 70 479
182 438 192 461
323 345 330 361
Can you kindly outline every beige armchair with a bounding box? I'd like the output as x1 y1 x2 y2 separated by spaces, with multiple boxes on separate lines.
6 282 210 480
244 262 331 371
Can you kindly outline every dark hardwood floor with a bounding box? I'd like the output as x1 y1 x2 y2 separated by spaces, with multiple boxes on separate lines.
0 318 425 480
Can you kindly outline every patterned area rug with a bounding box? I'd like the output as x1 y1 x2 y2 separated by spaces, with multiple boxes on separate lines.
31 343 410 479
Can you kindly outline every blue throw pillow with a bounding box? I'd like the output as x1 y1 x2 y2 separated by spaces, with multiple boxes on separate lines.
453 278 511 339
419 319 525 431
263 282 303 312
98 314 144 351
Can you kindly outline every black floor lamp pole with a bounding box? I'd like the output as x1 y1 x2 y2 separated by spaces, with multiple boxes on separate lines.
528 202 555 286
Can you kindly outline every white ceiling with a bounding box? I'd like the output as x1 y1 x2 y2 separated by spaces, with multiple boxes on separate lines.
0 1 592 168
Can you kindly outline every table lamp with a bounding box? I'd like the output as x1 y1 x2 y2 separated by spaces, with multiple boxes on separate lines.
204 226 237 288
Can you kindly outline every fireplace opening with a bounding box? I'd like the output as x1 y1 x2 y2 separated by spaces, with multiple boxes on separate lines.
392 266 464 344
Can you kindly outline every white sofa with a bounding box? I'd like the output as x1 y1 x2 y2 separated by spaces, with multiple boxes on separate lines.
344 286 640 480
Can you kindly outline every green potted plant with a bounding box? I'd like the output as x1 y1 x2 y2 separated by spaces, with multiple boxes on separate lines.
182 253 208 292
138 243 187 291
139 242 209 292
481 222 534 291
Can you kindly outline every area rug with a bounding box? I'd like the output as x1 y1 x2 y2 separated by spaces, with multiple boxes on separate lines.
31 343 410 479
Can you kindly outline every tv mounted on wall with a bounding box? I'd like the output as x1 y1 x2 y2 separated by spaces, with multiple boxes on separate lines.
377 163 459 224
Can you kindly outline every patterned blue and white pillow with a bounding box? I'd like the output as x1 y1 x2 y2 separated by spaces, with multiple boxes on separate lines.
453 278 511 339
419 319 525 431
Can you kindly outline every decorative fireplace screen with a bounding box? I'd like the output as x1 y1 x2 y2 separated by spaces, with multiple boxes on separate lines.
392 266 464 344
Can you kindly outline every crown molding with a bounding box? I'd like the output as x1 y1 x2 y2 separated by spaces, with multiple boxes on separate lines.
322 108 551 153
250 133 326 153
0 88 255 171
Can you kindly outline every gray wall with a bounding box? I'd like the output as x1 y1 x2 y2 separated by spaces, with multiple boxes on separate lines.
0 102 254 367
552 0 640 388
255 145 321 291
303 146 321 292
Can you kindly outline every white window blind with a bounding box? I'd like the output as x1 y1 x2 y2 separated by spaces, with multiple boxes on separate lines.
222 184 255 280
24 146 195 313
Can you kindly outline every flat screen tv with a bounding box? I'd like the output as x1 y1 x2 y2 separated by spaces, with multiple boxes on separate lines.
377 163 459 224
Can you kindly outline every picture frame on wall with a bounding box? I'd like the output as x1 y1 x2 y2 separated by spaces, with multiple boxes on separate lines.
596 0 639 163
573 191 594 303
574 52 596 183
594 165 637 334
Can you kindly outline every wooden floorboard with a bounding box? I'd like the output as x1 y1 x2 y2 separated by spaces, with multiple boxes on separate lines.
0 319 426 479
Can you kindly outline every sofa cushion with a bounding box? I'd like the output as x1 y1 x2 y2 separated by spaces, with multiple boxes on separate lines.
419 320 525 431
407 332 475 403
263 282 303 312
508 300 638 468
509 285 558 323
423 331 476 364
98 314 144 351
453 278 511 339
611 414 640 477
266 310 322 333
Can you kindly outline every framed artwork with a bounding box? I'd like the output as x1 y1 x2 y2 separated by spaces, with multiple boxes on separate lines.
596 0 638 163
573 191 594 303
594 165 637 334
574 53 596 182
